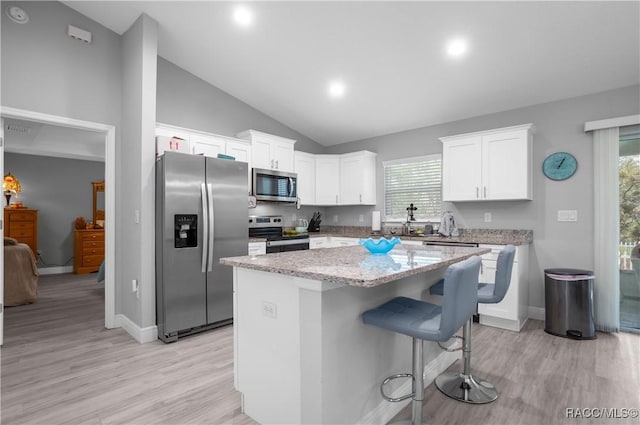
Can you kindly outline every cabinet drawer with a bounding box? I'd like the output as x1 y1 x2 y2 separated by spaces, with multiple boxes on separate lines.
9 212 36 221
9 221 34 232
81 232 104 242
83 254 104 267
9 226 34 238
82 246 104 256
83 240 104 250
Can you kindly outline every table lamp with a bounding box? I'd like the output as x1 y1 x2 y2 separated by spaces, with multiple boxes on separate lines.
3 172 22 206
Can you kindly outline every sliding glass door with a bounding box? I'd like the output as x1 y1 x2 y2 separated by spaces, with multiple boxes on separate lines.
619 125 640 333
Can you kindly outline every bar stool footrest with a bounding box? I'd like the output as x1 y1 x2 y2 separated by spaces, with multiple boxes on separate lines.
435 371 498 404
381 373 414 402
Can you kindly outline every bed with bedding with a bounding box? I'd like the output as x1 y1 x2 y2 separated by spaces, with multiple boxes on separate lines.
4 237 39 306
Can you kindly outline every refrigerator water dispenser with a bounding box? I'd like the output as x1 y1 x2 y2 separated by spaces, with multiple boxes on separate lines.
174 214 197 248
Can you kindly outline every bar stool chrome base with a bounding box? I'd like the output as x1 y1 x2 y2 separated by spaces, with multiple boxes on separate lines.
435 371 498 404
434 319 498 404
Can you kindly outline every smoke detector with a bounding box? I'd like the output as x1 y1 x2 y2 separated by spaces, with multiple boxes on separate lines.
5 6 29 24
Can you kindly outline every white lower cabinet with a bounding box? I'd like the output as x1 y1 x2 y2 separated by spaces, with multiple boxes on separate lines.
399 239 423 246
310 236 360 249
477 244 529 332
248 241 266 256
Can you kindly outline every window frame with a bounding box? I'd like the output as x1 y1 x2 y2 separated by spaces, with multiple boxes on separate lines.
382 154 443 223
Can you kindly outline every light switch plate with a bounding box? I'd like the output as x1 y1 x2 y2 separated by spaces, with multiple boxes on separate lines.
557 210 578 222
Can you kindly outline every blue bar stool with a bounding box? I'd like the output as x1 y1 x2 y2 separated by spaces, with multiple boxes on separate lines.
429 244 516 404
362 256 482 425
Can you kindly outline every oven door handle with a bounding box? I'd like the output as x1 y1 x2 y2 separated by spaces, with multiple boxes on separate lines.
267 239 310 247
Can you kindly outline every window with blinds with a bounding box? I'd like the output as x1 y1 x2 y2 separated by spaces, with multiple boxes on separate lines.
383 154 442 221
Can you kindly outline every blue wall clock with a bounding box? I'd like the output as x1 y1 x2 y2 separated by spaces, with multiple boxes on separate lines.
542 152 577 181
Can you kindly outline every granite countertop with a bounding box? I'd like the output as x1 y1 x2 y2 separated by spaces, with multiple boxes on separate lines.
307 228 533 246
220 244 490 287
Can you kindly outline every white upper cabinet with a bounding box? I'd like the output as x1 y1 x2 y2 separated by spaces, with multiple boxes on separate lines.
339 151 377 205
294 151 316 205
441 124 533 201
315 155 341 205
236 130 296 173
190 134 226 158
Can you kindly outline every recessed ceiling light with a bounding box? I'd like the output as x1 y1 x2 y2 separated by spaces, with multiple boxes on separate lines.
447 39 468 57
328 81 346 98
233 6 253 27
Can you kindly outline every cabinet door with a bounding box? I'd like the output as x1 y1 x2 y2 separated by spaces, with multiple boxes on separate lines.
191 134 226 157
226 140 251 163
248 242 266 256
482 129 531 200
226 140 252 192
272 140 295 172
309 237 328 249
295 152 316 205
339 152 376 205
315 155 340 205
442 135 482 201
251 138 273 170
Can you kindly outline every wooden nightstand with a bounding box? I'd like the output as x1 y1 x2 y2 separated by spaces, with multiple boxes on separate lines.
73 228 104 274
4 208 38 255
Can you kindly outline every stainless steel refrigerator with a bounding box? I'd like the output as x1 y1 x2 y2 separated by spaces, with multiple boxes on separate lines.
156 151 248 343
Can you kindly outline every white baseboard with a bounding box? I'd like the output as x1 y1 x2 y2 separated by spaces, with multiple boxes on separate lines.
115 314 158 344
358 350 458 425
528 306 545 321
38 266 74 275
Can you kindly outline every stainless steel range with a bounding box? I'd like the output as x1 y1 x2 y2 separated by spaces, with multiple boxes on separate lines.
248 215 310 253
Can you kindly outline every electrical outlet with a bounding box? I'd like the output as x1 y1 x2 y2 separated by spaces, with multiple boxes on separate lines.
484 212 492 223
359 214 364 222
333 215 338 223
132 279 138 292
557 210 578 222
262 301 277 318
292 214 296 221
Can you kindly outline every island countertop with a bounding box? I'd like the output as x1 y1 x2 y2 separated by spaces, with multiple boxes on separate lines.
220 244 490 287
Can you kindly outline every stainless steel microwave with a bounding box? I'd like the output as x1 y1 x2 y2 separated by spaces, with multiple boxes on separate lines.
252 168 298 203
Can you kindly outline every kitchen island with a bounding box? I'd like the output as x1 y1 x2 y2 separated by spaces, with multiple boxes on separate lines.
220 244 490 425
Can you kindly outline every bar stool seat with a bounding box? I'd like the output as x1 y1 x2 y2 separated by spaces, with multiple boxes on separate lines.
429 244 516 404
362 255 481 425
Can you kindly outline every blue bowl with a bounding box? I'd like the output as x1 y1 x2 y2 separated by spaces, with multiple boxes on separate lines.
359 237 401 254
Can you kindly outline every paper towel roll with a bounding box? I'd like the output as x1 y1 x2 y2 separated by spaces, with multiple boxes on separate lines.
372 211 381 232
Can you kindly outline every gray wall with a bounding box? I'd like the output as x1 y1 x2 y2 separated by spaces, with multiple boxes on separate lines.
326 85 640 309
4 153 104 268
157 57 325 155
1 1 121 129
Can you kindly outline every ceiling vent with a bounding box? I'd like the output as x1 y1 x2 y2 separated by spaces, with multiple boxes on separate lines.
68 25 92 44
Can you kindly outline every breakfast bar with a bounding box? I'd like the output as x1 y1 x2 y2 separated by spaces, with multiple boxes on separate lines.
220 243 490 424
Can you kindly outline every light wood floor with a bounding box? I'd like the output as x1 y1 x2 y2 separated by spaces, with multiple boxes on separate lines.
2 274 639 425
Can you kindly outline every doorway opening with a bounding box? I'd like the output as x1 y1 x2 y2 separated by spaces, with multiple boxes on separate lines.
1 106 116 346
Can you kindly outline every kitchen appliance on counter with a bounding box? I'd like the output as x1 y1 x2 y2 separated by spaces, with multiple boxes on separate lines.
156 152 248 343
249 215 310 253
307 212 322 232
252 168 298 203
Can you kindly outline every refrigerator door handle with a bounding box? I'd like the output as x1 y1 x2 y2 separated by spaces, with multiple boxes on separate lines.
201 183 208 273
207 183 215 273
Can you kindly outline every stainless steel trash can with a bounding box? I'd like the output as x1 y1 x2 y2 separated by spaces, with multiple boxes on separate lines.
544 268 596 339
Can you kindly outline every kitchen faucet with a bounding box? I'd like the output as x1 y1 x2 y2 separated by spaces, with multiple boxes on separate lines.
403 203 417 235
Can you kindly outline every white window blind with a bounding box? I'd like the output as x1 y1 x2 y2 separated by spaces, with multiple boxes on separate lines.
383 155 442 221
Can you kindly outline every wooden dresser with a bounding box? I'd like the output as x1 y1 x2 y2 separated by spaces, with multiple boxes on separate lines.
73 229 104 274
4 208 38 255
